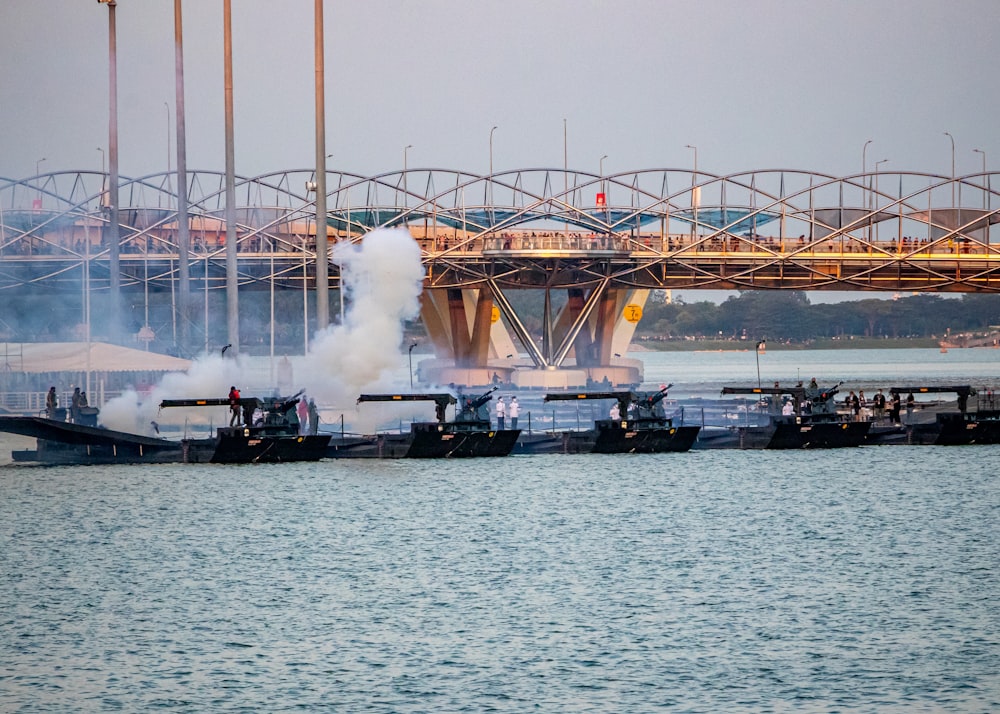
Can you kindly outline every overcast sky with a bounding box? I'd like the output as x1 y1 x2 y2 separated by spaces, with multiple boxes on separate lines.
2 0 998 181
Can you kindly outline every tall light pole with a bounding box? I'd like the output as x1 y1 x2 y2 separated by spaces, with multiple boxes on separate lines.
974 149 987 212
973 148 987 175
489 126 497 206
875 159 888 242
563 118 568 194
599 154 608 205
489 126 497 178
35 158 46 202
403 144 412 204
875 159 889 207
174 0 192 353
563 118 568 242
314 0 330 331
686 145 698 237
223 0 240 354
861 139 874 235
944 131 956 207
98 0 121 341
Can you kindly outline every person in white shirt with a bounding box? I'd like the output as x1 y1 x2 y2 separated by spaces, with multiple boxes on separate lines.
495 396 506 429
781 399 795 416
508 396 520 428
609 402 621 420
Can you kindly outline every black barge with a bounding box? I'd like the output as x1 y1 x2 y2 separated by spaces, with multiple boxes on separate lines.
699 383 870 449
327 387 520 458
867 386 1000 446
516 386 700 454
158 393 331 463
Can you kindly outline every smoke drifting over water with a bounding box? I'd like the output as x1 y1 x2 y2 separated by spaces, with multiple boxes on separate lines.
99 229 425 435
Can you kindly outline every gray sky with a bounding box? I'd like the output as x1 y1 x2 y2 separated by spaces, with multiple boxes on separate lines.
2 0 998 181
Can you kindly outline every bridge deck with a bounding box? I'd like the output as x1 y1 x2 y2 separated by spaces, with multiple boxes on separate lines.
2 230 997 293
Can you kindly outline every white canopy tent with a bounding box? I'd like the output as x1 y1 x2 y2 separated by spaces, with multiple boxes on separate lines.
0 342 191 374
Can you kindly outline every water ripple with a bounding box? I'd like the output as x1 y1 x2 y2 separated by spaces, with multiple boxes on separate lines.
1 448 998 711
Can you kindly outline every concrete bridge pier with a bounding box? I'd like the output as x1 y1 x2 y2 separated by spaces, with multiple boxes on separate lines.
417 285 648 389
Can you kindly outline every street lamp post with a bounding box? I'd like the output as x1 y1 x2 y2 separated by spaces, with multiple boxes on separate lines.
35 158 46 202
875 160 888 243
489 126 497 208
973 148 987 174
755 339 766 390
563 119 568 241
875 158 889 209
944 131 956 206
408 342 418 388
403 144 412 205
685 145 698 237
489 126 497 178
974 149 987 210
599 154 608 206
862 139 872 175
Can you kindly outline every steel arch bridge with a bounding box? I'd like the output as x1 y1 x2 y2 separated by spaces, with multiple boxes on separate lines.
3 167 998 292
2 167 998 385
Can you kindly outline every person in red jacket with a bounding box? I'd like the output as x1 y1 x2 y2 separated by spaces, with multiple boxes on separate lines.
229 386 241 426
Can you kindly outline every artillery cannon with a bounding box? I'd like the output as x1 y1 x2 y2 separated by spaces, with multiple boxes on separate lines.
344 388 518 458
356 393 457 424
455 386 498 423
536 384 698 454
716 381 869 449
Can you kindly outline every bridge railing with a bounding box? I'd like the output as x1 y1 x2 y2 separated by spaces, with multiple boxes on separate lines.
4 221 999 262
482 233 630 252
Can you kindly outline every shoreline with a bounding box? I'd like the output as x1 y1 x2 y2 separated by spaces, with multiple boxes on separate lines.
631 338 946 352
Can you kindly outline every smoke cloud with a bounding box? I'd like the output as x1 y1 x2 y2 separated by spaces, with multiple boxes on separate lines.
303 227 424 404
98 228 426 435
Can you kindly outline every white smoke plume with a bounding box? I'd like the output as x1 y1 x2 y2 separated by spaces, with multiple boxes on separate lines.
99 354 244 435
98 228 425 436
303 228 425 406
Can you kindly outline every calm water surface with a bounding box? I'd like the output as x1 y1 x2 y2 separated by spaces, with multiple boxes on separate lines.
2 349 999 711
2 449 998 712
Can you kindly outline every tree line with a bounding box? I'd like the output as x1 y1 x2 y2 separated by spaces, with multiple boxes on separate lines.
636 291 1000 343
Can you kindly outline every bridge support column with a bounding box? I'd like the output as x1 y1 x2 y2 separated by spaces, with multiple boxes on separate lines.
418 285 649 390
545 286 649 387
418 287 518 386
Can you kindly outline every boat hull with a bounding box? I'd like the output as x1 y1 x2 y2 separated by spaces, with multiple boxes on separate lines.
696 418 870 449
516 421 700 454
0 416 330 465
327 423 521 458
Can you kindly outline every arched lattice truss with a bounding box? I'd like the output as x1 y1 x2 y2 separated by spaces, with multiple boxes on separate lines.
1 168 998 294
